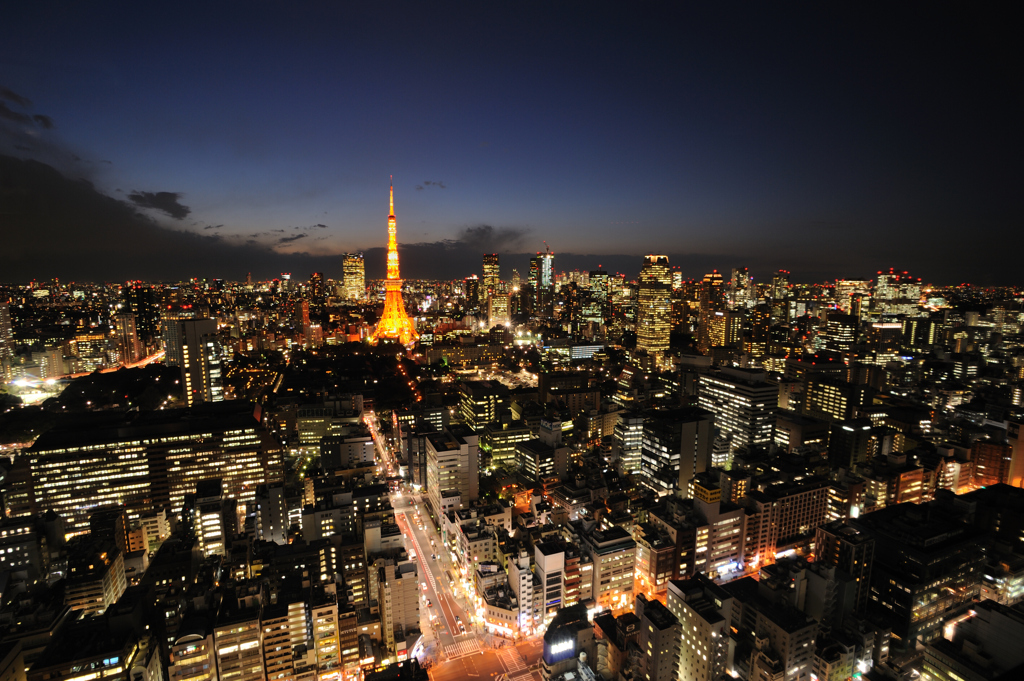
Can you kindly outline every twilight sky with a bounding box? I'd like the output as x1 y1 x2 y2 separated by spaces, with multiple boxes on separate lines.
1 3 1021 284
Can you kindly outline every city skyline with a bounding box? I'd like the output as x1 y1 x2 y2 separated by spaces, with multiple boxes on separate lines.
2 4 1021 284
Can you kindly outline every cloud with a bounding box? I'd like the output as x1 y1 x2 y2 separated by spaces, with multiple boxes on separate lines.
416 180 446 191
0 87 31 108
127 191 191 219
203 224 223 230
457 224 531 250
0 102 32 124
278 233 308 245
32 114 55 129
315 223 328 228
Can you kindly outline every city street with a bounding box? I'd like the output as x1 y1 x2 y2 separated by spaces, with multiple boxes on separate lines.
369 410 546 680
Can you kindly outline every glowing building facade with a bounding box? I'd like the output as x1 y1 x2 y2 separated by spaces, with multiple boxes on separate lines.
636 255 672 357
371 183 418 346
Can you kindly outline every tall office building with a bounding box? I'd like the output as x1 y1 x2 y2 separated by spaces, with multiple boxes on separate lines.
698 367 778 462
425 427 480 516
23 402 283 536
730 266 751 307
613 411 645 475
697 270 726 354
168 318 223 407
705 309 743 350
745 304 771 356
822 311 857 352
814 519 874 615
342 253 365 301
0 302 13 381
834 279 872 312
636 255 672 357
463 275 481 308
122 282 159 340
529 246 554 315
639 408 714 497
482 253 500 299
583 269 609 324
874 268 921 315
113 312 142 364
487 281 510 327
771 269 791 300
309 271 325 308
162 305 197 367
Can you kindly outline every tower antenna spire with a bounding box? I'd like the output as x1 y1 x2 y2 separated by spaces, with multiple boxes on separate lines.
389 175 394 217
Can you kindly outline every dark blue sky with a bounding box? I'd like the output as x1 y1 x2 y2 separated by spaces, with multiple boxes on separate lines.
1 3 1020 283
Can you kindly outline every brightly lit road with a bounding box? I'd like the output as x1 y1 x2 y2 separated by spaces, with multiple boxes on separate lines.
392 492 478 659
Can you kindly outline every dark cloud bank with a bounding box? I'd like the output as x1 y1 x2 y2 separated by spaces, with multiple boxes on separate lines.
0 154 1017 285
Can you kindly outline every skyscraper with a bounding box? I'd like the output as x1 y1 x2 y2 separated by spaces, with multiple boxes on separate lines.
113 312 142 365
482 253 500 300
529 246 554 316
0 302 13 381
371 182 418 346
636 255 672 357
771 269 790 300
488 281 510 327
874 268 921 315
730 266 750 307
342 254 365 301
167 318 223 407
122 282 159 340
309 271 325 309
697 270 725 354
584 269 609 324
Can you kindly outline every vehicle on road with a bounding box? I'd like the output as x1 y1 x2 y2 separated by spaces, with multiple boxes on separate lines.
422 582 428 591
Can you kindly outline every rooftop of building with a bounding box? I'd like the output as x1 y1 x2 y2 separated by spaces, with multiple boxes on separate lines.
28 400 263 452
639 595 678 631
32 620 136 669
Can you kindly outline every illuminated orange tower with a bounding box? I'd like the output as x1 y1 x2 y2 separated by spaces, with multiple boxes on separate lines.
371 180 418 346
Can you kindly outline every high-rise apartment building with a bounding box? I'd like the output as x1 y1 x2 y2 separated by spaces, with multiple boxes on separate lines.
342 253 365 301
636 255 672 357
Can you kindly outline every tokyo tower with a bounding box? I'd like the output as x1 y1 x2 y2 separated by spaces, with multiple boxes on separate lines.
371 181 418 346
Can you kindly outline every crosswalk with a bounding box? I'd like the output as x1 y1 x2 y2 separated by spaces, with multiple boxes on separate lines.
499 647 527 673
445 637 480 658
